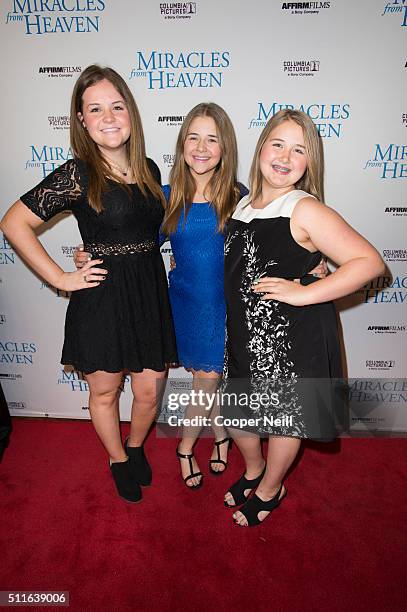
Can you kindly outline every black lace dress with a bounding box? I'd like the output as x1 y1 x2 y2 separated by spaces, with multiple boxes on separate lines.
21 158 178 374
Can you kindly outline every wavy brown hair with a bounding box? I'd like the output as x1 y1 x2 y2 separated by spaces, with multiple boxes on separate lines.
162 102 241 234
70 64 164 212
249 109 325 203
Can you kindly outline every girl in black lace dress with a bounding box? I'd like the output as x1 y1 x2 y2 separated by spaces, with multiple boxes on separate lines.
0 65 177 504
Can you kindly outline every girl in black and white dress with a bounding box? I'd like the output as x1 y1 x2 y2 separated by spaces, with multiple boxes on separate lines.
222 109 384 527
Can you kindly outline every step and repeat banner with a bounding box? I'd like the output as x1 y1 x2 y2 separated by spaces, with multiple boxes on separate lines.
0 0 406 432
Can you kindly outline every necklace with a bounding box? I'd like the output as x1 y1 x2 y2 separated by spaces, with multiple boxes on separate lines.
109 160 130 176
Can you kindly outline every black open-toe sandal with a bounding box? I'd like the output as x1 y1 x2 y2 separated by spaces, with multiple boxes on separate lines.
176 448 203 489
224 462 266 508
234 484 286 527
209 437 231 475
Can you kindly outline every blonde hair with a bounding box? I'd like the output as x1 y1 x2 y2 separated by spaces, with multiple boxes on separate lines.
70 64 164 212
162 102 241 234
249 109 325 203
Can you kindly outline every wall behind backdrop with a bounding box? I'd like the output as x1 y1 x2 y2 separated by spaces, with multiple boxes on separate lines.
0 0 406 432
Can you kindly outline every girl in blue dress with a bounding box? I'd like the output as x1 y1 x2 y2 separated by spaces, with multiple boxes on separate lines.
161 103 248 488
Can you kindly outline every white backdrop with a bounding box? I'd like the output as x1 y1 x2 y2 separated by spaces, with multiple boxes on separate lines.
0 0 406 432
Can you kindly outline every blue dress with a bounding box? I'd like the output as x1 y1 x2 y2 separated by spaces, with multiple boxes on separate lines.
161 184 247 373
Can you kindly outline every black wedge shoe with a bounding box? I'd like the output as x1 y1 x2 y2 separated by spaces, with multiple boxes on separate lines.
176 447 203 489
209 437 231 475
233 484 287 527
124 437 152 487
109 458 142 503
224 462 266 508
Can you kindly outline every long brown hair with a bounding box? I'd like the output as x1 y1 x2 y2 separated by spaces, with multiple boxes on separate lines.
162 102 241 234
249 109 325 203
70 64 164 212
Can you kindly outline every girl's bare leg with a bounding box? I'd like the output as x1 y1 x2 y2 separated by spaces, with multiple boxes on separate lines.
233 435 300 526
177 370 220 486
223 430 265 506
85 370 126 462
127 368 167 447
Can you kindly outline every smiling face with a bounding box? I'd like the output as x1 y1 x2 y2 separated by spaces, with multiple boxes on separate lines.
77 78 131 157
183 116 222 181
259 120 308 198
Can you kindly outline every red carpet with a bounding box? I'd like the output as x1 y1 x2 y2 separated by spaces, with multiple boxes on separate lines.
1 418 406 612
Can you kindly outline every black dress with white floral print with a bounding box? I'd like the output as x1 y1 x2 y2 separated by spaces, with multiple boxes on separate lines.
222 190 345 440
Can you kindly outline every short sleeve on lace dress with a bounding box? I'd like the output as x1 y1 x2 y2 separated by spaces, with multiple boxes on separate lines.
147 158 162 185
20 158 84 222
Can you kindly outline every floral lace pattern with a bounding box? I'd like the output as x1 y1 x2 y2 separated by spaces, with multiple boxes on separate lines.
21 159 83 221
224 229 306 437
84 240 157 257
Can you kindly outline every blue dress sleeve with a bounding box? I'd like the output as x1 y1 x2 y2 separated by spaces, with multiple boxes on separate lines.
162 184 170 201
159 184 171 246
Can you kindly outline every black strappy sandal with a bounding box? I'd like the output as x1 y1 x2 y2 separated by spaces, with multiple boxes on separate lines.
224 463 266 508
209 437 231 475
234 484 287 527
176 448 203 489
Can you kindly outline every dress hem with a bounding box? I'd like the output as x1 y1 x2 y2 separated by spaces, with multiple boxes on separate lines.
61 360 175 375
177 360 223 374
